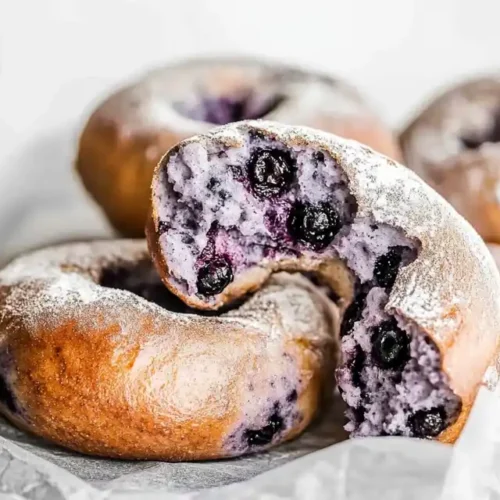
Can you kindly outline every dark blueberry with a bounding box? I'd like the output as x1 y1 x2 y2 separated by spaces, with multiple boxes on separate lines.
314 151 325 163
461 112 500 150
287 201 340 250
185 219 198 231
99 260 239 316
409 407 446 438
371 319 410 369
0 374 17 414
286 389 298 403
196 257 233 296
374 246 405 289
244 410 284 447
192 200 203 212
248 149 296 198
219 190 230 201
349 406 365 425
158 221 169 235
341 291 367 336
207 177 220 191
181 234 195 245
350 346 366 390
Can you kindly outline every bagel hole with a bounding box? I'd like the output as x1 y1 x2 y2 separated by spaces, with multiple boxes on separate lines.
99 259 243 316
174 91 285 125
154 126 462 438
0 374 17 414
461 110 500 149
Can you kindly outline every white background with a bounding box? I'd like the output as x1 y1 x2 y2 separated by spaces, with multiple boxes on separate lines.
0 0 499 260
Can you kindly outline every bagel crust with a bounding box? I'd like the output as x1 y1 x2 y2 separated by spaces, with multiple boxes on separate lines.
0 240 336 460
76 57 400 237
400 76 500 243
147 120 500 443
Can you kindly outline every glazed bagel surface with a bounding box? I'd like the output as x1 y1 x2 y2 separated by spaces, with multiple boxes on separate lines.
0 240 336 460
147 120 500 443
76 57 399 237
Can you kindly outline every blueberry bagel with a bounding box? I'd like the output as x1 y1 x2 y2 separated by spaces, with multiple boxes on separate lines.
146 120 500 442
0 240 336 460
76 57 400 237
401 76 500 243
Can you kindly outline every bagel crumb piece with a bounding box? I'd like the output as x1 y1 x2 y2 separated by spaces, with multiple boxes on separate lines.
149 121 466 440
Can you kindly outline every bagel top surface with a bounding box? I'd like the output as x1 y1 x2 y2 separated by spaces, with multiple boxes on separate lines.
86 57 381 139
0 240 336 459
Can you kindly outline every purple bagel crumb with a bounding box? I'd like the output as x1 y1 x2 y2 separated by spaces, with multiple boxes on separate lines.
337 287 461 437
225 381 302 455
153 129 462 438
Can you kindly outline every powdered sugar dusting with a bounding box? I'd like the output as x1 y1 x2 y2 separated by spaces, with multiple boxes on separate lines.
94 58 369 136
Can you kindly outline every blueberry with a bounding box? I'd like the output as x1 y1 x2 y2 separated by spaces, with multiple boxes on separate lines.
314 151 325 163
374 246 405 289
192 200 203 212
207 177 220 191
409 408 446 438
196 257 233 296
350 346 366 390
248 149 296 198
244 409 284 447
0 374 17 414
350 406 365 425
371 319 410 369
288 201 341 250
286 389 298 403
341 291 367 336
181 234 195 245
185 219 198 231
158 221 169 235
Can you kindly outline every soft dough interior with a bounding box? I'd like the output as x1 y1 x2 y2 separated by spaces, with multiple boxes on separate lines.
153 128 461 438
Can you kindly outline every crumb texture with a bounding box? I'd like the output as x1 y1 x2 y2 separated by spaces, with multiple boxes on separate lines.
153 126 462 438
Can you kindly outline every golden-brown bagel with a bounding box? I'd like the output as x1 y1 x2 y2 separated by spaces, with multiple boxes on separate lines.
0 240 336 460
401 76 500 243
